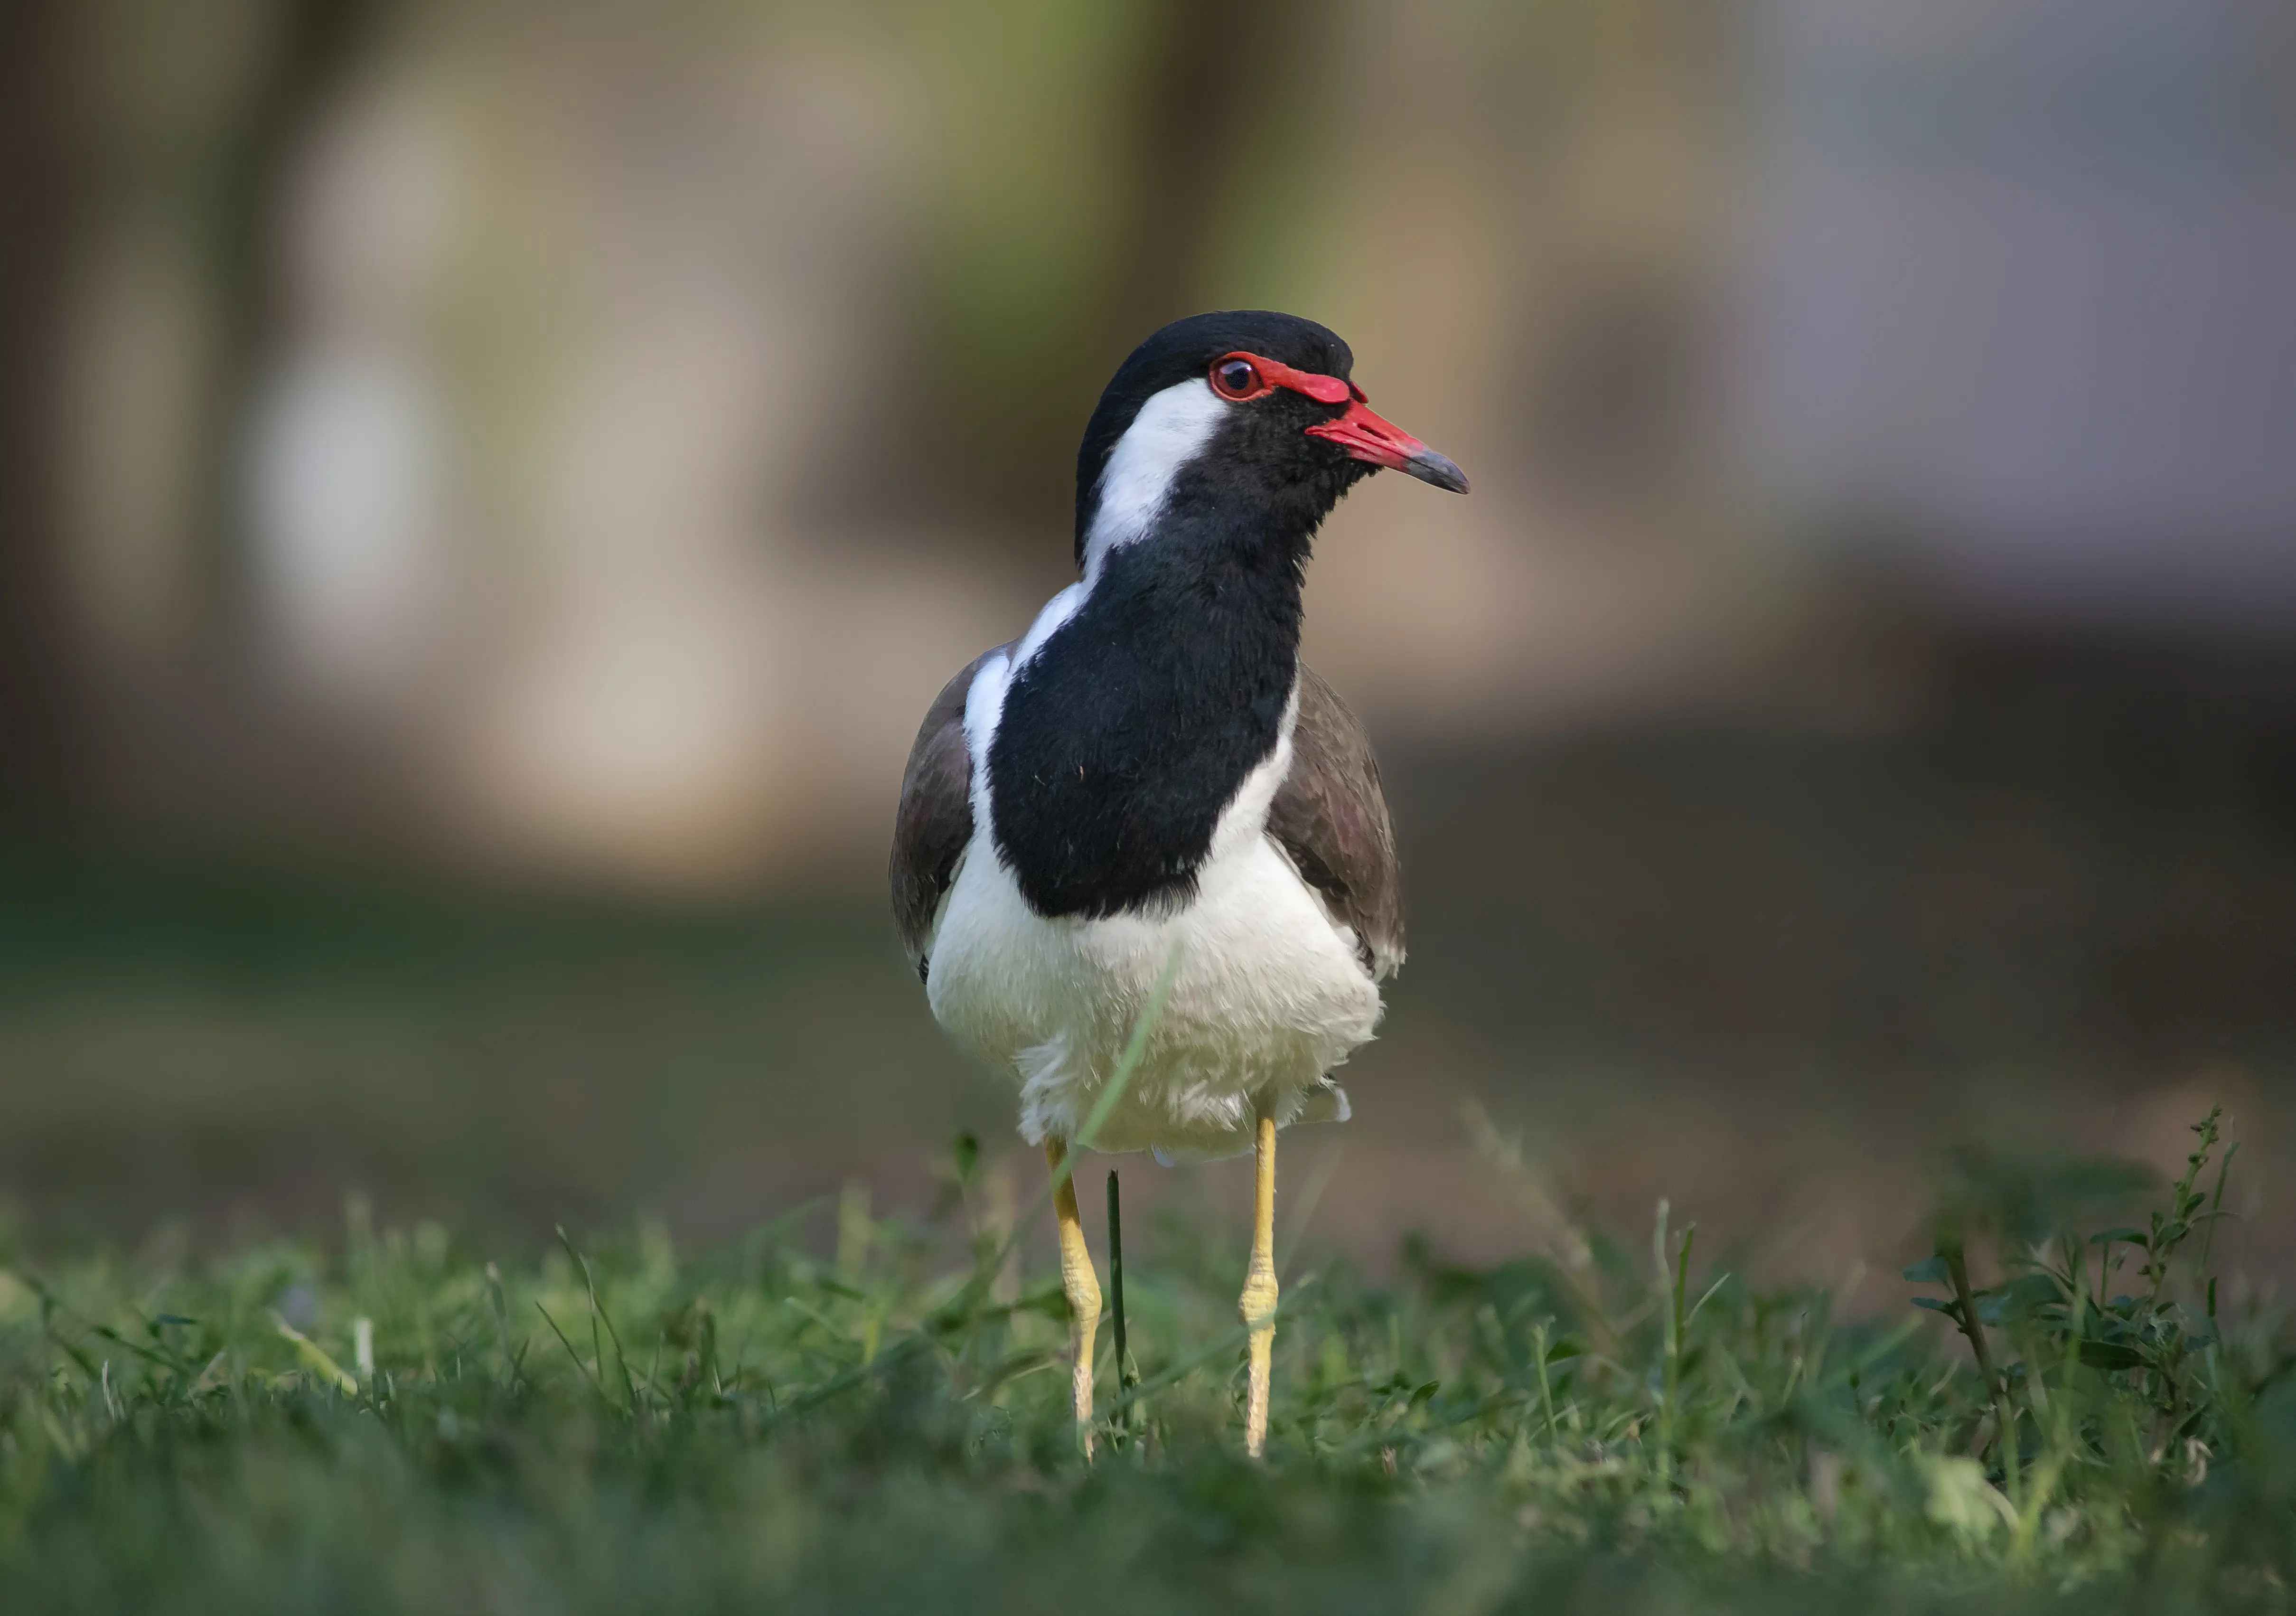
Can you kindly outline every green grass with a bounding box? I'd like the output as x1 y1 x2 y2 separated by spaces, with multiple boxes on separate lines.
1 1112 2290 1614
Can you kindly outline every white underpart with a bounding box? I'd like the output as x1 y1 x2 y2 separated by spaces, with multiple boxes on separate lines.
932 665 1379 1159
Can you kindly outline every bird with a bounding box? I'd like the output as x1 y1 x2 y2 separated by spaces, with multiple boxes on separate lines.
889 310 1467 1456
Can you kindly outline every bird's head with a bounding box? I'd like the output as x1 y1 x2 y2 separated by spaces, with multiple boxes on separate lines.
1073 310 1469 573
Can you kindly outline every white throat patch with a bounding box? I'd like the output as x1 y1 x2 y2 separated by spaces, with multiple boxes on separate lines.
1080 378 1229 580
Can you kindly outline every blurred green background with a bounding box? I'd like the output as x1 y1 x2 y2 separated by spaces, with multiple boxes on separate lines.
3 0 2292 1278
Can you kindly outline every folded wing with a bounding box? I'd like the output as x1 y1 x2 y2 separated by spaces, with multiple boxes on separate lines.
889 644 1010 979
1267 665 1406 980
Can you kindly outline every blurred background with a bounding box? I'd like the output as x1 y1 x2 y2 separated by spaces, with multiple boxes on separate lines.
3 0 2292 1283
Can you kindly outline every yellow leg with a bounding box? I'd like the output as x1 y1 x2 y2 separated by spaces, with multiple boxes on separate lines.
1240 1110 1279 1457
1046 1139 1101 1455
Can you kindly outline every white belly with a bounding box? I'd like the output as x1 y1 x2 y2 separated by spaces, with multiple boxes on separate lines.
925 828 1381 1158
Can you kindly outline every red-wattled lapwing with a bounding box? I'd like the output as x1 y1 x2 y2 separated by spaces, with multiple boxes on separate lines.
890 310 1467 1456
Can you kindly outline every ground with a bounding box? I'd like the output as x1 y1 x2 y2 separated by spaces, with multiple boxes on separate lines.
3 703 2291 1613
2 1111 2287 1614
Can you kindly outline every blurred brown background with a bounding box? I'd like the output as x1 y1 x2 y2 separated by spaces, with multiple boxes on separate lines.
4 0 2293 1283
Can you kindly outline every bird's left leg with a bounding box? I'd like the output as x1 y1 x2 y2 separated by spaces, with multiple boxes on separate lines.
1045 1138 1102 1454
1239 1106 1279 1457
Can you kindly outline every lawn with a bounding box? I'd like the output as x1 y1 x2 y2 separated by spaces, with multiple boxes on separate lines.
1 1107 2286 1614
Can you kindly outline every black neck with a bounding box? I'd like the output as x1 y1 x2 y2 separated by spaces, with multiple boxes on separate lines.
987 510 1312 919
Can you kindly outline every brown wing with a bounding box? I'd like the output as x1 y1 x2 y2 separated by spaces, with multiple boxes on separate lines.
889 643 1011 979
1268 665 1405 979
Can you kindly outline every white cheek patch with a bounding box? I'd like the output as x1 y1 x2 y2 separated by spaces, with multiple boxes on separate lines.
1081 378 1230 579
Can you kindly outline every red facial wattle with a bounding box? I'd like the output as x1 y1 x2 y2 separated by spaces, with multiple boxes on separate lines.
1209 351 1470 494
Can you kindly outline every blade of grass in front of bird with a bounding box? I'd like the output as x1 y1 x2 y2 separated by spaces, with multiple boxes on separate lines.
534 1301 614 1409
272 1315 358 1397
2196 1139 2238 1293
1277 1140 1346 1280
1460 1100 1621 1356
558 1226 637 1412
26 1274 103 1383
1654 1203 1687 1484
1106 1168 1135 1438
768 1336 935 1423
484 1261 526 1394
1075 939 1182 1153
88 1324 190 1381
1531 1320 1560 1445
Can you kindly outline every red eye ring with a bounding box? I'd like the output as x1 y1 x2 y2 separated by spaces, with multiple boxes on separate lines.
1209 354 1270 401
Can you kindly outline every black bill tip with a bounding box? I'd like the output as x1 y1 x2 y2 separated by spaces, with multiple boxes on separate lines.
1401 448 1470 494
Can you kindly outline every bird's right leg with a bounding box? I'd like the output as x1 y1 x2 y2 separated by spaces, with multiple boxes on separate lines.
1045 1138 1102 1454
1239 1107 1279 1458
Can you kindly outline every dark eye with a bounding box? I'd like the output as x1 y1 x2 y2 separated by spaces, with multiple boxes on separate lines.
1211 357 1260 399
